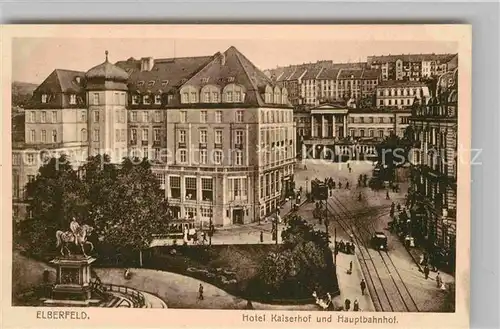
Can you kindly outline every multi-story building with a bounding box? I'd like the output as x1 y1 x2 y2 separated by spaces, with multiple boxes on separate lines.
299 101 411 161
14 46 294 228
376 80 430 109
408 69 458 270
266 61 378 107
367 53 458 81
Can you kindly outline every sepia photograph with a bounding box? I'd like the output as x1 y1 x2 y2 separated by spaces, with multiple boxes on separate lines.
2 24 471 329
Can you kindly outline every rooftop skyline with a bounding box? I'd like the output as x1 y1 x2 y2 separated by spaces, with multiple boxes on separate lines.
13 38 457 84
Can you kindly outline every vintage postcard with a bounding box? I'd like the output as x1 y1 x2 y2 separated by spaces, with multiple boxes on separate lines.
1 25 471 329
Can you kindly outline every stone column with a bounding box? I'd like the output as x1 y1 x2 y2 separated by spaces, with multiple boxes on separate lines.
302 143 307 160
343 115 347 137
321 115 326 138
332 115 336 137
311 115 315 137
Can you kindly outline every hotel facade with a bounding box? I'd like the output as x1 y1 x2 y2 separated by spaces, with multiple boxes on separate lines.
13 47 295 227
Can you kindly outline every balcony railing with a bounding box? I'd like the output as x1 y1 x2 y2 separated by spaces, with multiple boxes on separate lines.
178 142 186 148
130 139 137 145
214 143 222 149
153 140 161 147
141 140 148 146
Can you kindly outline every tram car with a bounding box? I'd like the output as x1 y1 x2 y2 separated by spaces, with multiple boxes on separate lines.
311 180 329 201
371 232 388 250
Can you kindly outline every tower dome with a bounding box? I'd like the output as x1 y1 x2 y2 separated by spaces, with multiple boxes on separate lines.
85 51 129 90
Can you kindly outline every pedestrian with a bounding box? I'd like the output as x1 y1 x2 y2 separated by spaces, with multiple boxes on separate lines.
349 261 353 274
353 299 359 311
358 192 362 201
386 191 390 200
198 284 204 300
424 265 430 279
397 203 401 211
351 243 356 254
344 298 351 311
436 272 442 288
339 182 342 189
260 230 264 243
360 279 366 295
346 181 350 189
349 167 352 173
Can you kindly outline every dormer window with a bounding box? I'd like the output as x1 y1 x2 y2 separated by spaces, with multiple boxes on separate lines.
137 81 145 87
234 92 241 102
226 91 233 102
132 95 139 105
75 77 81 84
143 95 151 105
148 80 155 87
161 80 169 87
202 77 210 83
41 94 48 103
154 95 162 105
70 94 77 105
168 95 174 104
227 77 235 82
182 93 189 104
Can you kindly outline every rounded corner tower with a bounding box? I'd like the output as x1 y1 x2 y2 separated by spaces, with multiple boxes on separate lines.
85 51 129 163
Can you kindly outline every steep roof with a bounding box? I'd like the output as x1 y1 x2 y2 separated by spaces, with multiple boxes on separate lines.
337 69 364 80
181 46 288 107
34 69 86 94
316 67 340 80
116 56 213 94
360 68 381 80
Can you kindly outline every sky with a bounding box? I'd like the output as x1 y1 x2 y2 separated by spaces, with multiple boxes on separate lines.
12 38 458 84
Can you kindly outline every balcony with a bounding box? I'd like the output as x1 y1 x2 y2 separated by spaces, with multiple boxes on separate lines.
153 140 161 147
214 143 222 149
199 143 207 149
178 142 186 149
235 143 243 150
141 140 149 146
130 139 137 145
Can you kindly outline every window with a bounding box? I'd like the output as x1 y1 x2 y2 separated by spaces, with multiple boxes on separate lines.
182 93 189 103
215 111 222 123
190 92 197 103
200 149 207 164
142 129 148 141
29 130 35 142
179 149 187 163
161 80 169 87
212 92 219 102
167 95 174 104
41 94 48 103
229 177 248 200
131 111 137 122
235 130 243 145
213 150 223 164
379 130 384 138
154 129 161 141
180 111 187 123
93 111 100 122
234 92 241 102
115 129 120 141
143 95 151 105
204 92 210 103
154 95 162 105
226 91 233 102
201 207 213 218
379 117 384 123
199 130 207 143
215 130 222 144
41 130 47 143
235 110 243 123
201 178 213 201
132 95 139 105
360 129 365 137
185 177 197 200
235 151 243 165
170 176 181 199
27 154 35 165
93 93 99 105
121 129 126 141
200 111 208 123
349 129 355 137
390 117 395 123
52 111 57 123
131 129 137 141
93 129 100 142
41 111 46 123
52 130 58 143
179 130 186 143
29 111 36 123
114 93 119 104
369 117 374 123
143 147 149 159
142 111 149 122
369 130 374 137
154 111 161 122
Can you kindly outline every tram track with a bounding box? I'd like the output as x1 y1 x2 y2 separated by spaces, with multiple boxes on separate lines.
325 193 419 312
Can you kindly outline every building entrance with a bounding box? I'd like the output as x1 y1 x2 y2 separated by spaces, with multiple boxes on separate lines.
232 209 244 224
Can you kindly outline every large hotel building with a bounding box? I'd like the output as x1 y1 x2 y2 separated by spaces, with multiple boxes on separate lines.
13 47 295 227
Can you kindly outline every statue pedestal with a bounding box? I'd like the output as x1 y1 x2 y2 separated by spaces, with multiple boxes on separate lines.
45 255 100 306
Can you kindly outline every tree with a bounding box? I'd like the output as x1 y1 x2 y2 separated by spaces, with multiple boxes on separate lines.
21 155 85 256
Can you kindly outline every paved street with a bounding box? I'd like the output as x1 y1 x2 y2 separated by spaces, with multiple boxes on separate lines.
297 159 455 312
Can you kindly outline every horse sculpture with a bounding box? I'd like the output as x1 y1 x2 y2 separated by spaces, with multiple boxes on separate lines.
56 224 94 257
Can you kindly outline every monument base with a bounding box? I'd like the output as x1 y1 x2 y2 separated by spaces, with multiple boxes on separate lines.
48 255 100 306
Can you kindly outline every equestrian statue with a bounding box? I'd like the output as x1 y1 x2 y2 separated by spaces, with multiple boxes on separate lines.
56 217 94 257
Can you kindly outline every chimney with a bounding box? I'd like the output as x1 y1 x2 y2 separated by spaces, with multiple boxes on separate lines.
140 57 154 71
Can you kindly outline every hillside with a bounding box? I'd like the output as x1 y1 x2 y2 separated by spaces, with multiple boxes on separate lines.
12 81 37 107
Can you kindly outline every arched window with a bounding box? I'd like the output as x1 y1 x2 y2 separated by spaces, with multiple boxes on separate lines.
273 87 281 104
222 83 246 103
201 84 221 103
81 129 88 142
179 85 200 104
264 85 273 103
